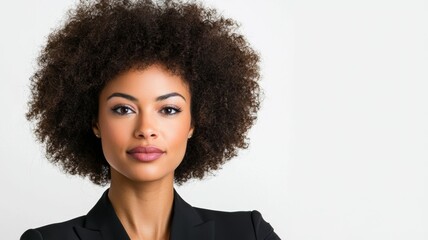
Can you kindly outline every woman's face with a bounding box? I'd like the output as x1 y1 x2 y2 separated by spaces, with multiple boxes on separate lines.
93 65 193 184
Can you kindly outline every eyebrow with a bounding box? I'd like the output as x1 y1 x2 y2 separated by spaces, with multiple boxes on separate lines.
107 92 138 102
106 92 186 102
156 92 186 102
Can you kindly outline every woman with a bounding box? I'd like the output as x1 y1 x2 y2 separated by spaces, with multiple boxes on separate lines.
21 0 280 239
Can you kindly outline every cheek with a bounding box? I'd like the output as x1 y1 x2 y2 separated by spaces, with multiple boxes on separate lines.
164 117 191 151
99 115 133 156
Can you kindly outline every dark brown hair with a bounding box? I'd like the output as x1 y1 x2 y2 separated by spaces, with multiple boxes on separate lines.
27 0 260 185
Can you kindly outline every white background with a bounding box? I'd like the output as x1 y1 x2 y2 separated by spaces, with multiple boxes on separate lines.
1 0 427 239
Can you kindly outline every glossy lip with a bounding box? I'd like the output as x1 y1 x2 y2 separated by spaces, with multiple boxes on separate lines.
127 146 165 162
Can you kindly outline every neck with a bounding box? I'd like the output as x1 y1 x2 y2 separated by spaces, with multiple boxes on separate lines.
108 170 174 240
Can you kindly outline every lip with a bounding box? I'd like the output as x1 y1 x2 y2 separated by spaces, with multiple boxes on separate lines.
127 146 165 162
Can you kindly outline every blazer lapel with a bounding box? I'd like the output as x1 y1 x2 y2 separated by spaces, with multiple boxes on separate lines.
170 190 215 240
74 189 130 240
74 189 215 240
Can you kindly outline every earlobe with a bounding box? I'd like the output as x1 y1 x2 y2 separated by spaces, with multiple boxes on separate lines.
92 121 101 138
188 127 194 139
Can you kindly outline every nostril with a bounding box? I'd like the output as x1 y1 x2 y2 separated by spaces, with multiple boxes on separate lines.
134 130 157 139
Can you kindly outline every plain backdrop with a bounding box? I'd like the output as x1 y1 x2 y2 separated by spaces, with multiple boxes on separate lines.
1 0 427 239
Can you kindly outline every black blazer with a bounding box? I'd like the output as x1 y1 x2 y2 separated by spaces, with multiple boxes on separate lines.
21 189 281 240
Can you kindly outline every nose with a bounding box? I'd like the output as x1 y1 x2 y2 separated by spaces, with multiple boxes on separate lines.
134 112 158 139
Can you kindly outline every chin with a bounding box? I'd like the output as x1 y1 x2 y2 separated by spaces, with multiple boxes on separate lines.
121 168 175 183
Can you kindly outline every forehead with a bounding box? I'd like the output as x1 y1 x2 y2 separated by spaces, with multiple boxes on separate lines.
100 65 190 101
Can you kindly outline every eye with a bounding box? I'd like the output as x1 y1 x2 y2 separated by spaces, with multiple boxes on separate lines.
160 106 182 116
112 105 135 115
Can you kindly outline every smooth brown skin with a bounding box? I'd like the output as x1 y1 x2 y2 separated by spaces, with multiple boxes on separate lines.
93 64 194 240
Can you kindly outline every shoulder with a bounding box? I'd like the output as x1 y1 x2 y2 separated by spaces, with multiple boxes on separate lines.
193 207 281 240
20 216 86 240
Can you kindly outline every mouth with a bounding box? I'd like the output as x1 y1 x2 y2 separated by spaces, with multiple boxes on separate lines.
127 146 165 162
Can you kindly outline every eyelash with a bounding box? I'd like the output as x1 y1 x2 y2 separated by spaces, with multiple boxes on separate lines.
160 105 182 116
111 105 135 115
111 105 182 116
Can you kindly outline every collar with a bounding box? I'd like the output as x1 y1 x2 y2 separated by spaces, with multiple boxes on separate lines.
74 189 214 240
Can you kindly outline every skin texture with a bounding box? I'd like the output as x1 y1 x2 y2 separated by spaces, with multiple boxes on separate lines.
94 64 193 183
93 64 194 239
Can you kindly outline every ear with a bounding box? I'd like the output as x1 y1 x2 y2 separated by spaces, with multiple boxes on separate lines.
188 126 194 139
92 119 101 138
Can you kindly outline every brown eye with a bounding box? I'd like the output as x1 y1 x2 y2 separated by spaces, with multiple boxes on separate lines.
112 105 135 115
160 106 182 116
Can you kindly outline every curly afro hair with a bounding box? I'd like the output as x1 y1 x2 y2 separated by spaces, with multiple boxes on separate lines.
26 0 261 185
